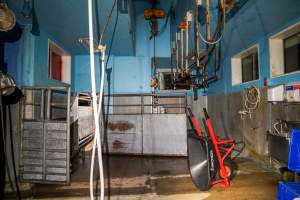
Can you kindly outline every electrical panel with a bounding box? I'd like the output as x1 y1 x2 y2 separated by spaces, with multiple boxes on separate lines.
268 83 300 102
268 85 284 102
285 83 300 102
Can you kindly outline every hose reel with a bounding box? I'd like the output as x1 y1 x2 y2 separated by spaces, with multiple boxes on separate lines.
0 2 16 32
239 85 261 118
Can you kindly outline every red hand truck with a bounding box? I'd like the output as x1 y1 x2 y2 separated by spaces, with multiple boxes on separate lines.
187 107 243 190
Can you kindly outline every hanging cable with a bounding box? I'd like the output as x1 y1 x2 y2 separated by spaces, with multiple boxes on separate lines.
199 0 226 45
8 105 21 200
98 0 117 46
87 0 105 200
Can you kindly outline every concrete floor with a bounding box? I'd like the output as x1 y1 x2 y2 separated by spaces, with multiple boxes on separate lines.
8 147 279 200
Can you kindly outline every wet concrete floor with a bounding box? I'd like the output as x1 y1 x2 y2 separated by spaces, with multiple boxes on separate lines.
10 148 279 200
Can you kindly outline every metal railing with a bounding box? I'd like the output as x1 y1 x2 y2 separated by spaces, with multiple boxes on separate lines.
103 93 187 115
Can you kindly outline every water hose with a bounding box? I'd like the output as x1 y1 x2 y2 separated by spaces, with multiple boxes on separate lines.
87 0 105 199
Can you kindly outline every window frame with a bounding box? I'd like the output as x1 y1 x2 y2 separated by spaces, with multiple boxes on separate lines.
283 32 300 74
231 44 260 86
48 40 71 84
269 21 300 78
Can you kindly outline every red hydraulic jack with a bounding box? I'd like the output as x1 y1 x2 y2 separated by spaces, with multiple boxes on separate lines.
187 107 243 190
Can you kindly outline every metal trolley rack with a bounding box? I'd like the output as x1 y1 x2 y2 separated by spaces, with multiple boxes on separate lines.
19 86 71 185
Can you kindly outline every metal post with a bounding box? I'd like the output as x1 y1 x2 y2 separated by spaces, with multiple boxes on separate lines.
46 89 51 120
66 86 71 184
180 29 184 75
195 0 200 68
206 0 211 41
175 32 179 75
185 18 189 73
41 89 45 120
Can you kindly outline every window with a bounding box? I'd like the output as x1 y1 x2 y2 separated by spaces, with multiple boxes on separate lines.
242 51 259 83
157 69 190 90
231 45 259 85
284 33 300 74
269 22 300 77
48 40 71 84
160 72 173 90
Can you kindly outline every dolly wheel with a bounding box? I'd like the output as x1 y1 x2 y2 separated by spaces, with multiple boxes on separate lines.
224 159 238 180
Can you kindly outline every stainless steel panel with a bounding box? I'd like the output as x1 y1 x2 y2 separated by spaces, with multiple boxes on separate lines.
46 175 67 182
78 106 94 140
23 139 43 149
46 167 67 174
23 129 43 138
46 152 67 159
22 151 43 158
46 122 67 131
143 114 187 156
23 122 43 130
23 173 43 180
46 140 67 150
47 131 67 139
23 159 43 165
107 115 142 154
23 166 43 173
46 160 67 167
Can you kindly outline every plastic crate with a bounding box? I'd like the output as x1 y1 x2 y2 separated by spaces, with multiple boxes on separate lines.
288 129 300 173
278 182 300 200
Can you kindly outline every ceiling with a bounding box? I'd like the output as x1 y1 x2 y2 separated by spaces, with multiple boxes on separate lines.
7 0 135 55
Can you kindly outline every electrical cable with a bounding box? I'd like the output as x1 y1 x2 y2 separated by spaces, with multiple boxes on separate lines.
88 0 105 200
0 84 16 198
98 0 117 46
105 8 119 70
8 105 21 200
199 0 226 45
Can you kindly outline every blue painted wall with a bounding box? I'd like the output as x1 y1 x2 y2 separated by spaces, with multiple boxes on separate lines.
206 0 300 95
4 25 73 87
4 40 21 85
73 0 171 93
172 0 300 96
33 28 72 87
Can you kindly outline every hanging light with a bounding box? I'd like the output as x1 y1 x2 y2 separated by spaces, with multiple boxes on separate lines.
22 0 32 19
0 71 16 96
0 71 23 105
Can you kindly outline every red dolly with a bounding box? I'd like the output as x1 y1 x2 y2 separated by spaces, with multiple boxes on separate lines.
187 107 243 190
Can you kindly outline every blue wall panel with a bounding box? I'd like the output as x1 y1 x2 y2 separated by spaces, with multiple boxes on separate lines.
207 0 300 95
33 29 72 87
172 0 300 96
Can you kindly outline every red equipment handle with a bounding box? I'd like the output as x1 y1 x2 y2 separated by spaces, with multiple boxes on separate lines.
187 107 203 137
203 108 209 120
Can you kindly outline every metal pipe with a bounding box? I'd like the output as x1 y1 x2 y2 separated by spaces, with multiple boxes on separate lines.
206 0 211 41
180 29 184 75
175 31 179 74
194 0 200 67
185 18 189 73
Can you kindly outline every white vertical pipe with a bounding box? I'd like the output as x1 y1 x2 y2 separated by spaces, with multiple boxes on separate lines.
185 19 189 72
180 29 184 75
88 0 105 200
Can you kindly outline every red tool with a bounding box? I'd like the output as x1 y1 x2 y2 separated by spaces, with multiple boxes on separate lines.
187 107 241 190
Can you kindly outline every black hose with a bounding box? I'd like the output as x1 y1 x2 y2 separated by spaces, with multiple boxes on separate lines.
8 105 21 199
98 0 117 45
0 89 15 198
